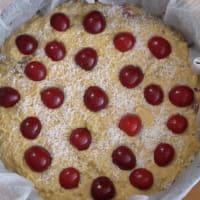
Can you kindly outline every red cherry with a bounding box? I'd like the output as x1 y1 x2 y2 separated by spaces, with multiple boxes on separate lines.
112 146 136 170
167 114 188 134
119 114 142 136
91 176 116 200
20 117 42 139
119 65 144 88
25 61 47 81
45 41 66 61
0 87 20 108
70 128 92 150
59 167 80 189
83 11 106 34
41 87 64 109
84 86 109 112
148 36 171 59
154 143 175 167
169 85 194 107
75 47 98 71
129 168 153 190
16 34 38 55
50 13 70 31
144 84 164 105
24 145 52 172
114 32 136 52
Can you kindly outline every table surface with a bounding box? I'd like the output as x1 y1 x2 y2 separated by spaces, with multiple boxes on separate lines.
184 181 200 200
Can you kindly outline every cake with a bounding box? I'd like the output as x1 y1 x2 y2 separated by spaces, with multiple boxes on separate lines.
0 1 199 200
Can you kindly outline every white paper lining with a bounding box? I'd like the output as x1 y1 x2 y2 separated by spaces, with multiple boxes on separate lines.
0 0 200 200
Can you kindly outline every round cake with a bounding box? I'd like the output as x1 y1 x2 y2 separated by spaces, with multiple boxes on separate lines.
0 1 200 200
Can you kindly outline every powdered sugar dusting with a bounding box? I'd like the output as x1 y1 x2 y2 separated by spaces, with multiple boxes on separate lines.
0 53 6 61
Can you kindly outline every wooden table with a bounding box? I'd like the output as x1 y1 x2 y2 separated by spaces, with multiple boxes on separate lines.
184 181 200 200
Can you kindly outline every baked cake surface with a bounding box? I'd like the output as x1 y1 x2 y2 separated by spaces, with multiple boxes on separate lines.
0 1 200 200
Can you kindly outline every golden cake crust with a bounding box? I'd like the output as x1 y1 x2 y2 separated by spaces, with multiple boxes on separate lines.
0 1 199 200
